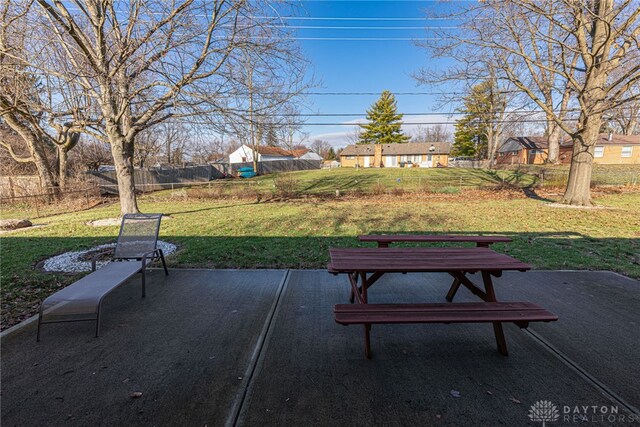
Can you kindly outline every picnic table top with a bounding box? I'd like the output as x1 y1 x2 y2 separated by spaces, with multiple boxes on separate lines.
358 234 512 244
328 247 530 273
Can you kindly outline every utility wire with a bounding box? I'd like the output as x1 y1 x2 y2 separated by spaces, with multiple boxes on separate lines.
272 110 581 117
252 16 460 21
281 25 458 30
174 119 578 126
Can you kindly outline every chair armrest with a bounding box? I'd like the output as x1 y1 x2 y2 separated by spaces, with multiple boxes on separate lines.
140 249 159 267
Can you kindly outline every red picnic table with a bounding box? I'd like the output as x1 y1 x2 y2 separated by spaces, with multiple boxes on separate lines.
328 244 557 358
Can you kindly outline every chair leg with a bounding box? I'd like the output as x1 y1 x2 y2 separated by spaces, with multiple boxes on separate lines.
37 313 43 342
141 265 146 298
95 307 101 338
158 249 168 276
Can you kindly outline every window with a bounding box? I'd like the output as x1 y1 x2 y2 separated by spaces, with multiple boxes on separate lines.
530 149 544 154
386 155 398 167
412 155 421 163
400 155 408 162
594 146 604 158
621 146 633 158
346 155 355 160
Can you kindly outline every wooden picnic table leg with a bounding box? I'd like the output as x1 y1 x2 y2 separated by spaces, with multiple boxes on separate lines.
349 272 361 303
482 271 508 356
360 271 368 303
445 273 462 302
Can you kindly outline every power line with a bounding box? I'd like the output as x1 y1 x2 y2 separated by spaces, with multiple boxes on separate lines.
178 119 577 126
282 25 458 30
275 110 581 117
224 36 446 40
227 91 523 96
253 16 459 21
296 37 441 41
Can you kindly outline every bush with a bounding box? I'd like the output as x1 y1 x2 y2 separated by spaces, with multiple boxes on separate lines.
391 187 405 197
229 184 264 202
272 174 298 198
187 184 228 199
370 182 387 195
433 186 460 194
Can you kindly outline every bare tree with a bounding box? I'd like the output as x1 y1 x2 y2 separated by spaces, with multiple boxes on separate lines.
309 139 331 159
415 60 519 167
233 29 310 173
606 80 639 135
411 124 452 143
71 138 111 171
1 2 106 192
10 0 308 213
455 0 640 205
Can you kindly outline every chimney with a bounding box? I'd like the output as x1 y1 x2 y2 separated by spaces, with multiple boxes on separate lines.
373 144 383 167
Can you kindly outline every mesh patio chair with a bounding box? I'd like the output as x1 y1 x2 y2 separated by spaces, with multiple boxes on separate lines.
107 213 168 272
37 213 168 340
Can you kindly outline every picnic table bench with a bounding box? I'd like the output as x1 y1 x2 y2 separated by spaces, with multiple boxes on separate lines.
359 234 512 248
329 243 557 358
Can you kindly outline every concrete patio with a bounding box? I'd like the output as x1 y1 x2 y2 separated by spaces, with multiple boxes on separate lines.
1 269 639 426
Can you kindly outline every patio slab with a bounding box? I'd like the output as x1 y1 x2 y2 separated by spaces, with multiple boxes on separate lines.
236 270 639 426
1 269 639 426
1 269 286 427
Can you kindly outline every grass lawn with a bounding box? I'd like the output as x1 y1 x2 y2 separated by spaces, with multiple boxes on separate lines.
1 186 639 330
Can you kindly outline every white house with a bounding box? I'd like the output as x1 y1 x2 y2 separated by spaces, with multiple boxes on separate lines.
228 145 322 164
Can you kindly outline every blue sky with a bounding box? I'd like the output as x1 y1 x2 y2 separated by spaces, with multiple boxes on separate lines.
280 1 465 147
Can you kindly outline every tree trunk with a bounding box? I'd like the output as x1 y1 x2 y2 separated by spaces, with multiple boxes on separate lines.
2 112 59 199
561 118 601 206
547 120 561 164
57 145 68 188
109 133 140 214
625 114 638 135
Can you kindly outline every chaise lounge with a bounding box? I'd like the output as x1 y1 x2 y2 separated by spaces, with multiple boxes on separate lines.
37 213 168 340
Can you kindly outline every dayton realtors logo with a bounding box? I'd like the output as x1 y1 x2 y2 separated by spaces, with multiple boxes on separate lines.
528 400 638 424
529 400 560 426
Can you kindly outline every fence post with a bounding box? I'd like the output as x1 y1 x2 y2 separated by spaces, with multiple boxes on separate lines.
34 194 40 217
459 176 463 188
8 177 15 198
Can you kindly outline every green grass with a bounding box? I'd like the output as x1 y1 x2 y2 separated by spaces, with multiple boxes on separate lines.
251 167 536 194
2 187 639 330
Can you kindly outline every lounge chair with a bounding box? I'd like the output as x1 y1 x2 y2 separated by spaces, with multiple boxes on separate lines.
37 213 169 340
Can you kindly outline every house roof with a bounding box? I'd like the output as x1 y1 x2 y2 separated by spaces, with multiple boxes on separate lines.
290 148 310 158
340 142 451 156
256 146 295 157
501 134 639 151
594 134 640 145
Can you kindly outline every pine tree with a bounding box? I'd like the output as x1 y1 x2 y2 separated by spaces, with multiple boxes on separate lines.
452 81 503 158
359 90 410 144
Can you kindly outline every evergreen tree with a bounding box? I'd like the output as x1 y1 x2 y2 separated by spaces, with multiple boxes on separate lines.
452 81 502 158
359 90 410 144
326 147 336 160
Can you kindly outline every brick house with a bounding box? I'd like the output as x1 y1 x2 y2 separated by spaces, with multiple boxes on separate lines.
339 142 450 168
496 134 640 165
